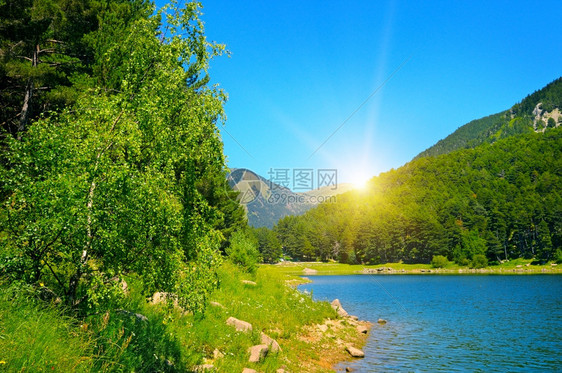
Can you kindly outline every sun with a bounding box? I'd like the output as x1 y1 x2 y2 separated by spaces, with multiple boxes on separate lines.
350 174 370 190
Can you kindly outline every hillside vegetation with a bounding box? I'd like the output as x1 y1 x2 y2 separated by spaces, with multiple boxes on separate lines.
1 263 369 372
416 77 562 159
275 127 562 265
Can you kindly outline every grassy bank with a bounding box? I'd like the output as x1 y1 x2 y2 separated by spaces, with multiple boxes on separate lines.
268 258 562 276
0 263 370 372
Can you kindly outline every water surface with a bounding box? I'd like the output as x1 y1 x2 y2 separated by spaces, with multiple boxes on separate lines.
299 275 562 372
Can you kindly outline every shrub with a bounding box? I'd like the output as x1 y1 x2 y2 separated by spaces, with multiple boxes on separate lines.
226 230 261 274
431 255 449 268
471 254 488 269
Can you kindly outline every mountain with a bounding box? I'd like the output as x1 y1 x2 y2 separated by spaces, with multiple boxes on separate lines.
415 77 562 159
273 78 562 264
277 127 562 264
226 168 354 228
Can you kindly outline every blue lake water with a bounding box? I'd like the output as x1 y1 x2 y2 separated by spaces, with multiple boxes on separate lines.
298 275 562 372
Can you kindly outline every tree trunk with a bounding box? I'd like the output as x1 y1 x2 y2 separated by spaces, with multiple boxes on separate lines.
67 180 95 306
17 44 39 139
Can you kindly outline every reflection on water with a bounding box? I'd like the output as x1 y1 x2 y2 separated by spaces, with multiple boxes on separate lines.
299 275 562 372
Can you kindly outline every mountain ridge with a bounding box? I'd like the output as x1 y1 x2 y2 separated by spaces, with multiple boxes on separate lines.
227 168 354 228
415 77 562 159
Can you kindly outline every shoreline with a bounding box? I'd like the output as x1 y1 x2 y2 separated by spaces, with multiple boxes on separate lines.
269 261 562 276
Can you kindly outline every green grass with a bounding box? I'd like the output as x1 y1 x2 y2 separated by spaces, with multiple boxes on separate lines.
172 262 336 372
0 284 93 372
9 257 552 372
0 263 344 372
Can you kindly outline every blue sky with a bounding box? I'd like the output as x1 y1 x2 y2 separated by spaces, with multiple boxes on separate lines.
175 1 561 188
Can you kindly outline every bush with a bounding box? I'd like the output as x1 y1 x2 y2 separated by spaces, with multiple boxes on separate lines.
471 254 488 269
226 230 261 274
431 255 449 268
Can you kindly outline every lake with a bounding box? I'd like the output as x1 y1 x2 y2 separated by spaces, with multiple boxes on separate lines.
298 275 562 372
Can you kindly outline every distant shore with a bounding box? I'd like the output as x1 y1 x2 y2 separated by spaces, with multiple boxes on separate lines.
267 259 562 276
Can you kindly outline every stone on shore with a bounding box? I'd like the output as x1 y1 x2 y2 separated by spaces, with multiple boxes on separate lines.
346 345 365 358
226 317 253 332
331 299 349 317
261 332 281 353
248 344 269 363
377 318 387 325
303 267 318 275
357 325 369 334
318 324 328 333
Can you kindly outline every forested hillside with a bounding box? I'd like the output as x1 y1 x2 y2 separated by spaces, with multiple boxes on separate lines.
276 128 562 265
416 77 562 159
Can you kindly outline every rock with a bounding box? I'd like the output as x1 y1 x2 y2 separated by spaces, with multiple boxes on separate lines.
357 325 369 334
345 345 365 358
213 349 224 359
242 280 257 286
248 344 268 363
260 332 281 353
210 301 225 309
318 324 328 333
151 292 181 309
346 367 356 372
119 279 128 294
242 369 257 373
377 318 387 325
349 315 359 321
115 309 148 322
226 317 253 332
302 267 318 275
331 299 349 317
194 364 215 371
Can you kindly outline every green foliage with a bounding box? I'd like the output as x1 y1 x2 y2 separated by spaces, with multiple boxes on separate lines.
431 255 449 268
0 0 151 137
512 77 562 115
252 227 283 263
226 230 261 273
416 77 562 159
555 249 562 264
0 1 230 313
470 254 489 269
275 128 562 265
